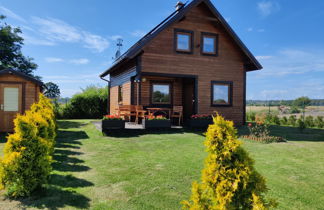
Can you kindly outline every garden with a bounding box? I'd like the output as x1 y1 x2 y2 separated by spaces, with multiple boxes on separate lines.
0 117 323 209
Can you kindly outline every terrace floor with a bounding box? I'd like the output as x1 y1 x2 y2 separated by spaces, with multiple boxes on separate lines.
92 121 183 131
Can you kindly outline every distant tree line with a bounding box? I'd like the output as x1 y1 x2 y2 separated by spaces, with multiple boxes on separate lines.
246 99 324 106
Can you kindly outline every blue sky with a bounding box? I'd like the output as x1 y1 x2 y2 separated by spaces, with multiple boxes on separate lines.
1 0 323 99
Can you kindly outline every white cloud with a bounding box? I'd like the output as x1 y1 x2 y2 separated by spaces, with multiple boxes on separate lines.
82 32 109 52
256 56 273 60
0 6 26 22
109 35 123 41
31 17 109 52
45 57 64 63
131 30 147 37
257 1 280 17
247 27 253 32
32 17 81 42
257 29 265 32
70 58 89 65
45 57 90 65
251 49 324 77
21 34 56 46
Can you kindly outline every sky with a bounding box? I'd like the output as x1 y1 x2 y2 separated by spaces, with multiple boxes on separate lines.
1 0 324 100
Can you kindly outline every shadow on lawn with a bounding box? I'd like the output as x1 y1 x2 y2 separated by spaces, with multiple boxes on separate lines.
102 128 192 138
18 129 93 209
238 125 324 142
57 120 87 129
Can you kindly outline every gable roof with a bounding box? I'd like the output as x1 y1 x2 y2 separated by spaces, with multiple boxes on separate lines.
0 69 44 86
100 0 262 77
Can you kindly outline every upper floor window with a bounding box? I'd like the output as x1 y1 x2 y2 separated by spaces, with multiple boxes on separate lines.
151 83 171 104
174 29 193 53
211 81 232 107
201 32 218 56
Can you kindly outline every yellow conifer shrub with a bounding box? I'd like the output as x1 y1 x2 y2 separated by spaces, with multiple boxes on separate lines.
182 114 277 210
0 94 56 197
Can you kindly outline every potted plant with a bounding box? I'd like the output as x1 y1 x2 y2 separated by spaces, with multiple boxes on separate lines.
102 115 125 131
143 115 171 129
186 114 213 129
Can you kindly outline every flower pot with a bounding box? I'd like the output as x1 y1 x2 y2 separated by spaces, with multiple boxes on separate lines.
102 120 125 131
142 119 171 129
186 118 213 129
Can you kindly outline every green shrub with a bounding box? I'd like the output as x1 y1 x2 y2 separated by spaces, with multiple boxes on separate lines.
290 106 300 114
280 116 288 125
288 115 297 127
246 112 256 122
297 118 306 133
272 115 281 125
248 122 269 137
314 116 324 128
304 116 315 128
182 114 276 209
0 94 55 197
61 85 108 119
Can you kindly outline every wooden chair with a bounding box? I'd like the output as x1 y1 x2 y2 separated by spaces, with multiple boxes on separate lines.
171 106 183 126
129 105 137 122
135 105 147 124
118 105 131 121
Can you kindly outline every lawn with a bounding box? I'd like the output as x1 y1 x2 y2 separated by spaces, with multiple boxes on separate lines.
0 120 323 209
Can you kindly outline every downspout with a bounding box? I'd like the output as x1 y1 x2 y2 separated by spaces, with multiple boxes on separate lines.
100 76 111 114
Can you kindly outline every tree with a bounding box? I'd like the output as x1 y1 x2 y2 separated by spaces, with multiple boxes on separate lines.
44 82 60 99
0 15 38 78
293 97 311 119
182 114 276 209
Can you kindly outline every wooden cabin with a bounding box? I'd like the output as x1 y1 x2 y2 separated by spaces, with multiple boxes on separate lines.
100 0 262 125
0 69 43 132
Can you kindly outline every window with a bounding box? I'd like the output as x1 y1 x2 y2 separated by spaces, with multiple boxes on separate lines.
211 81 232 106
151 83 171 104
201 32 218 56
4 87 19 111
175 29 193 53
118 85 123 103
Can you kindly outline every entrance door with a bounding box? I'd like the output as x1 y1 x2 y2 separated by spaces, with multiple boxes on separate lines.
0 84 22 132
183 78 196 119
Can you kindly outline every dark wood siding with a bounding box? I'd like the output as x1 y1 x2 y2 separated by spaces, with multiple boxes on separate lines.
141 3 246 124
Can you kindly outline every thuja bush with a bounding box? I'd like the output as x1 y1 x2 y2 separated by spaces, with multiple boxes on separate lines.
288 115 297 127
304 116 315 128
182 114 276 209
315 116 324 128
0 94 56 197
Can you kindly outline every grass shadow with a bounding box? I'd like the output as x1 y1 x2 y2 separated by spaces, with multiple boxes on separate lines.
0 133 8 143
17 128 93 209
49 174 93 188
57 121 87 129
18 186 91 209
102 128 188 138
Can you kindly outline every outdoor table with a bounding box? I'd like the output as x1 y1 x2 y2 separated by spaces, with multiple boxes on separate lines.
146 107 171 118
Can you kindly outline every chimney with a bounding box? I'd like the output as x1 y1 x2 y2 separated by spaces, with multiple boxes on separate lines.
175 1 185 11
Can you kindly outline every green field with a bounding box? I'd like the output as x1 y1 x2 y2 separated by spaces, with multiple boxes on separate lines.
0 120 323 209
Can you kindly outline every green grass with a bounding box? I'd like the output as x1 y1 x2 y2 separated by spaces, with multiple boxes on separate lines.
0 120 323 209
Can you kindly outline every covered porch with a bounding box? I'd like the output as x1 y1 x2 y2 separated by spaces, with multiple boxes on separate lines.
130 73 198 122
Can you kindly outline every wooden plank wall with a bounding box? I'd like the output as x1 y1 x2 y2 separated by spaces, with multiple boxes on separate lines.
141 3 246 124
110 81 131 114
140 76 182 106
0 74 40 111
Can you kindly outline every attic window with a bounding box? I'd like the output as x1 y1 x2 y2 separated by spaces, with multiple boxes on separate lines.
201 32 218 56
174 29 193 53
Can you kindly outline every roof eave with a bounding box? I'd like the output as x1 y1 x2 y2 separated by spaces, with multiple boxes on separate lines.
0 68 44 86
